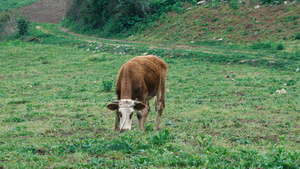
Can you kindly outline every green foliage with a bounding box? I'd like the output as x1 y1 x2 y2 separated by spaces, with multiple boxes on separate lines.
64 0 193 36
229 0 239 9
102 81 113 92
251 41 272 50
0 10 17 40
276 43 284 50
17 17 30 36
295 32 300 40
3 117 25 122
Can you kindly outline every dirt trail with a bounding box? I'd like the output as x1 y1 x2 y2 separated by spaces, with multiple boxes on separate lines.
59 26 233 55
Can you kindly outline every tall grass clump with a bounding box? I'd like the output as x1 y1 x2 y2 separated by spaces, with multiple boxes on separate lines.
17 17 30 36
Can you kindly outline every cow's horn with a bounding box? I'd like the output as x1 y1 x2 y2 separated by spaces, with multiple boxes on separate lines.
134 101 141 104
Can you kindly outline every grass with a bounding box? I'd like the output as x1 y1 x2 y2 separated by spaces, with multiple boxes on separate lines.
0 0 42 11
0 23 300 168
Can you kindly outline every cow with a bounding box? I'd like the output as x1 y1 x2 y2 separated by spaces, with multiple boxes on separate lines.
107 55 167 131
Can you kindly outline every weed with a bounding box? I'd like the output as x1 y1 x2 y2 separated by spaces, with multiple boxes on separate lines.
102 81 113 92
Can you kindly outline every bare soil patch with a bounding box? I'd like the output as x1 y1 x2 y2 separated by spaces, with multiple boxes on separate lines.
19 0 67 24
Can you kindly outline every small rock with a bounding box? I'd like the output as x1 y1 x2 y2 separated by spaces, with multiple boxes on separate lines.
217 38 223 41
187 7 192 10
240 59 250 63
275 89 287 94
296 68 299 72
143 53 148 56
197 0 206 5
269 61 275 63
254 5 260 9
86 49 90 51
284 1 287 4
190 41 195 43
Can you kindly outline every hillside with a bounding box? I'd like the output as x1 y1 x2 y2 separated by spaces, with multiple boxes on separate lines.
19 0 67 24
12 0 300 44
0 0 42 11
129 3 300 43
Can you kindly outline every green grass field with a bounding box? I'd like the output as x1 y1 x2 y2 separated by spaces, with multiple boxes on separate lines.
0 23 299 168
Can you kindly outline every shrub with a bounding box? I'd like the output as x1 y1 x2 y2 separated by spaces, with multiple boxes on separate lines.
276 43 284 50
294 32 300 40
0 11 17 40
251 41 272 50
17 17 30 36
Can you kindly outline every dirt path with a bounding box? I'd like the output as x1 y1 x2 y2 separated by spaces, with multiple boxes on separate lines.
58 26 234 55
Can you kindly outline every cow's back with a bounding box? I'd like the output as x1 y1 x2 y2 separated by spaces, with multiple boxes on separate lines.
115 55 167 100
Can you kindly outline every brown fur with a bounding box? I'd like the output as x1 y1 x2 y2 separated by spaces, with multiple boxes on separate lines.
115 55 167 105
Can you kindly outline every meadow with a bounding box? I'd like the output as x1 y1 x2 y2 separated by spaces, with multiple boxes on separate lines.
0 23 299 168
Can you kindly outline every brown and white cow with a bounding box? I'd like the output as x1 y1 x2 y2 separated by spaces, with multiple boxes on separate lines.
107 55 167 131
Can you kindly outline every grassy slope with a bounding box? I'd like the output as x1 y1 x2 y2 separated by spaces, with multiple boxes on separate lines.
0 0 42 11
128 3 300 44
0 23 299 168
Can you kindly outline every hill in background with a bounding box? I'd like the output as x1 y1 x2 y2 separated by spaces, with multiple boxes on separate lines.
129 2 300 43
1 0 300 44
19 0 67 24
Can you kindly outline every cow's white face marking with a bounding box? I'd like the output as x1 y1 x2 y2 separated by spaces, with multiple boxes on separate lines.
119 99 135 130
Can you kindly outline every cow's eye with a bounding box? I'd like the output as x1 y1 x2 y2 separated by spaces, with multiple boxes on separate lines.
119 113 122 118
129 112 133 119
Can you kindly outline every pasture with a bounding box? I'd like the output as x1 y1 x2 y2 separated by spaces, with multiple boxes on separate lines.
0 24 299 168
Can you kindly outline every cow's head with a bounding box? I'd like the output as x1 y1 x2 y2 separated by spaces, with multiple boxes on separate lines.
107 99 146 131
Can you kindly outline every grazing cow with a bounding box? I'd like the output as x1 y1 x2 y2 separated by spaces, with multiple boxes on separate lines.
107 55 167 131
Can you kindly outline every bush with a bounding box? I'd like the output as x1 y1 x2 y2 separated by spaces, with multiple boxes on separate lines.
251 41 272 50
17 17 30 36
294 32 300 40
0 11 17 40
276 43 284 50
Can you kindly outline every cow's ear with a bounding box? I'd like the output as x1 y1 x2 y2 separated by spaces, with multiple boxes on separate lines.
107 103 119 110
134 102 146 110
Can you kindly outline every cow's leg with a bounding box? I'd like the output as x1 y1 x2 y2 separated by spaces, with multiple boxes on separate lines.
114 111 120 131
154 69 166 131
137 101 150 130
154 91 164 131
